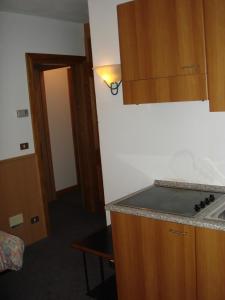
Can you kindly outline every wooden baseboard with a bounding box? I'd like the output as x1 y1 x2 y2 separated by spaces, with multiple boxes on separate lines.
56 185 79 199
0 154 47 245
0 153 35 163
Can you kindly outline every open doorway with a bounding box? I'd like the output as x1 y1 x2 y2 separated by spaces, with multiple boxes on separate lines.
26 53 105 234
43 66 80 200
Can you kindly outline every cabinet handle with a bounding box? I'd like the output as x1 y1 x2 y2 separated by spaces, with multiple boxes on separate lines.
181 64 199 72
169 229 188 236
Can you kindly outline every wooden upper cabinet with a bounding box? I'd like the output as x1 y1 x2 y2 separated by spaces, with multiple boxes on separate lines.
135 0 206 78
111 212 196 300
117 0 208 104
117 2 139 82
203 0 225 111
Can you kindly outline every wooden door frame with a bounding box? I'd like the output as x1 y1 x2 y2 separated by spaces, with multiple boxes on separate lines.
26 53 105 233
67 68 82 189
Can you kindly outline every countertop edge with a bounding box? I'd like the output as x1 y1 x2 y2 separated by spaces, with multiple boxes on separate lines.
107 204 225 232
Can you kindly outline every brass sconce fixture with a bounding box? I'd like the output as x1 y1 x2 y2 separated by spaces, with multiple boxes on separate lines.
94 64 121 95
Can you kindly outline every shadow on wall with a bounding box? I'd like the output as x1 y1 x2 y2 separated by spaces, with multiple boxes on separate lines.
103 153 154 203
169 150 225 185
105 150 225 203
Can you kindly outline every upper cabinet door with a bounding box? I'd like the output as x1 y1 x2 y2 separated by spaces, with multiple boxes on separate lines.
204 0 225 111
117 0 208 104
117 2 139 82
135 0 206 78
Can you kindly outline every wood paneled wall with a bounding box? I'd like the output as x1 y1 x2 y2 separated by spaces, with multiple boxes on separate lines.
0 154 47 245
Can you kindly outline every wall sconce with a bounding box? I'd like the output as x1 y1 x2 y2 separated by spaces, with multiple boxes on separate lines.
94 64 121 95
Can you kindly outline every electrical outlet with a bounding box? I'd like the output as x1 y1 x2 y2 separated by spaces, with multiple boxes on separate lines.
31 216 39 224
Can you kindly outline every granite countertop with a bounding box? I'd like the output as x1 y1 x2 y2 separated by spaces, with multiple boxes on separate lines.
105 180 225 232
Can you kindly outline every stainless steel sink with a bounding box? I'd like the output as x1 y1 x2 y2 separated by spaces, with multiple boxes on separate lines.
204 202 225 221
218 210 225 220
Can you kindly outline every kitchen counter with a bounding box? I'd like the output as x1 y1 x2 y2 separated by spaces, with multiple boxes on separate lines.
105 180 225 232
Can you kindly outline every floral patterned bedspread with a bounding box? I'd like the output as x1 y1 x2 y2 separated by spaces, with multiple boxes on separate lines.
0 231 25 272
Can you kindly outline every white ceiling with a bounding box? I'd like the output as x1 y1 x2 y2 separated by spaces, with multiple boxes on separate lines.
0 0 89 23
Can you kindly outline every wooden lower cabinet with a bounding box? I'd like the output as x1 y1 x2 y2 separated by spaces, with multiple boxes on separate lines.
111 212 196 300
196 227 225 300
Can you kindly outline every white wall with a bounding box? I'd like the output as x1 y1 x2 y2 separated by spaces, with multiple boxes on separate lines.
88 0 225 217
0 12 84 160
44 68 77 192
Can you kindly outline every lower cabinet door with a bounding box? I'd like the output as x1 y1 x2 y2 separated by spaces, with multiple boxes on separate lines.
196 227 225 300
111 212 196 300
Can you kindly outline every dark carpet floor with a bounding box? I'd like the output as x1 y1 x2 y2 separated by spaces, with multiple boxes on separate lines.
0 190 114 300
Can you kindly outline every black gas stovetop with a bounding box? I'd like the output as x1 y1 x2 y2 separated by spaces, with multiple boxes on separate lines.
117 186 225 217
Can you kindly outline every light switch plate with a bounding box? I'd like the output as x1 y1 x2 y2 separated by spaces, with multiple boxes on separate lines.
9 214 24 228
17 109 29 118
20 143 29 150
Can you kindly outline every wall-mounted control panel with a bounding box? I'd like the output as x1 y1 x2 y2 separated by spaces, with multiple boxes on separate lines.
17 109 29 118
9 213 24 228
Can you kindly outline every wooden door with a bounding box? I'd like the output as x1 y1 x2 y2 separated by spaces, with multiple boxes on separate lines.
111 212 196 300
117 0 207 104
26 53 105 226
69 62 105 213
196 227 225 300
27 64 56 205
84 23 105 212
204 0 225 111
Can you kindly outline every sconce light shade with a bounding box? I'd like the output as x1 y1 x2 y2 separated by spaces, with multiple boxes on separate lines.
94 64 121 95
